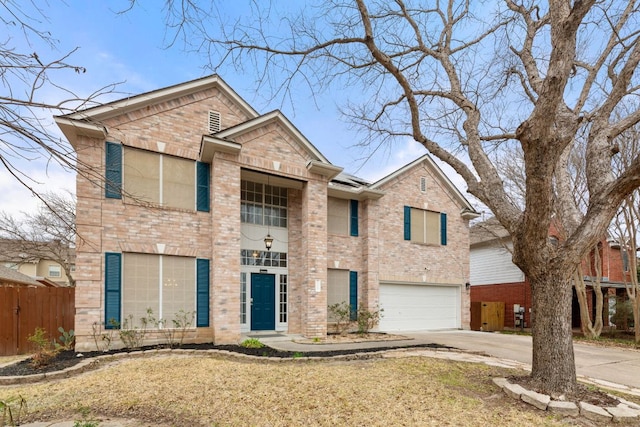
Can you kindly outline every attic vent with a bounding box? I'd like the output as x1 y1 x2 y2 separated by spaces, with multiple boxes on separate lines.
420 176 427 192
208 111 221 133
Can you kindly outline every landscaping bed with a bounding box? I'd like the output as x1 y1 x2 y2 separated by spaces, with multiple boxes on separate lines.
0 341 451 377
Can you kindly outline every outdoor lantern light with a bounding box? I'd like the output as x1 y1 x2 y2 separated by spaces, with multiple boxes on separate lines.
264 234 274 251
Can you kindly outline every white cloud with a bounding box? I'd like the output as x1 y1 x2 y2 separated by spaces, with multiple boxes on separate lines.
0 160 75 218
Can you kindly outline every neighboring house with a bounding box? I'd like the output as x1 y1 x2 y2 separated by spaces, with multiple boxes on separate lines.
55 75 479 351
0 264 45 287
470 217 628 329
0 239 75 287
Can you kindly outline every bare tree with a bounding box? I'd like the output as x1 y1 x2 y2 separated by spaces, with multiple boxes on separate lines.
498 139 609 339
146 0 640 395
0 191 76 286
1 1 117 201
610 120 640 343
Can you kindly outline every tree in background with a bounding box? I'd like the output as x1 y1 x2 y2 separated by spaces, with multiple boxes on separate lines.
1 2 115 198
147 0 640 395
610 118 640 343
0 191 76 286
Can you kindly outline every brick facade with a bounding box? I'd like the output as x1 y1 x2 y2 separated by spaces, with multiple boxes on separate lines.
470 221 629 330
57 76 477 351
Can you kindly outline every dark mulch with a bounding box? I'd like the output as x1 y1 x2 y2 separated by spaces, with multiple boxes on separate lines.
0 342 451 377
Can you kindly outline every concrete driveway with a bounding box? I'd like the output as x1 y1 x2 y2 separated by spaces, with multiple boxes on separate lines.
403 330 640 390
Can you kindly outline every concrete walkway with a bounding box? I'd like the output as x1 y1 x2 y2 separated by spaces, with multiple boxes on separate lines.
15 330 640 426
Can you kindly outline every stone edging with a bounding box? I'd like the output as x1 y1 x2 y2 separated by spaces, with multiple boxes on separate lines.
0 347 408 386
493 377 640 423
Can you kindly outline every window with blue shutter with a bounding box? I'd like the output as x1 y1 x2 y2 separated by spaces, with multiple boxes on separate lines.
105 142 122 199
349 271 358 321
196 162 210 212
196 259 210 327
350 199 359 236
440 212 447 245
403 206 411 240
104 252 122 329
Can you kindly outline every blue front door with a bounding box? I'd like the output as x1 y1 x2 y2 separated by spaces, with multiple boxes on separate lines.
251 273 276 330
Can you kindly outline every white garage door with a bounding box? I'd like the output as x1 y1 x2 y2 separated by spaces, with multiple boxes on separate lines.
378 283 460 331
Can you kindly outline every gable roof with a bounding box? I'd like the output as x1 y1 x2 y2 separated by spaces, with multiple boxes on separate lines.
200 110 331 164
55 75 259 148
469 217 511 246
372 154 478 214
0 265 43 287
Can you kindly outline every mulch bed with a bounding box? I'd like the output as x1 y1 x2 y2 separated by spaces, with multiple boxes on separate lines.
0 342 451 377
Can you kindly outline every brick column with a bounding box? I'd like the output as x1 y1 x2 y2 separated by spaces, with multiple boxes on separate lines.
301 178 328 337
361 198 380 311
210 154 241 343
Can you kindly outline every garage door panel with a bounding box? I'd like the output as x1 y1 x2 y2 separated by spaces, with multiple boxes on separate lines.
379 283 459 332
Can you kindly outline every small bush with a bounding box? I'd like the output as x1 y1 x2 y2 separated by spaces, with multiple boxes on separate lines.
356 306 384 334
27 327 58 368
328 302 353 335
119 308 155 349
240 338 264 348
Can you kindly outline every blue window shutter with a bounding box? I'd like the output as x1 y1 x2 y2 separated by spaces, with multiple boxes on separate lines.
440 212 447 245
196 162 210 212
349 271 358 321
403 206 411 240
350 199 359 236
104 252 122 329
196 259 210 327
105 142 122 199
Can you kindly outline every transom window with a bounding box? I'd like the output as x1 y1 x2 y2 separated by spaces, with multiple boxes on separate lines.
241 180 287 227
241 250 287 268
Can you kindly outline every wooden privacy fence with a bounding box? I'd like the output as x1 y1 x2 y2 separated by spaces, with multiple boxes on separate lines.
0 286 75 356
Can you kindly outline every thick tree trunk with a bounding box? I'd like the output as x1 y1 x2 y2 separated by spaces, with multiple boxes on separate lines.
530 273 577 395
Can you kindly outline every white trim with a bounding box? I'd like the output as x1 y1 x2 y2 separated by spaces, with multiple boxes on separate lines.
60 75 258 122
216 110 331 164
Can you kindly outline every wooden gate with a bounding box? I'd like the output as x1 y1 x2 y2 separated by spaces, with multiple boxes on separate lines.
0 287 75 356
470 301 505 332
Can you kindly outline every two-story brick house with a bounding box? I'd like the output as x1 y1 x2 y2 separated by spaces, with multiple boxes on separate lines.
55 75 478 351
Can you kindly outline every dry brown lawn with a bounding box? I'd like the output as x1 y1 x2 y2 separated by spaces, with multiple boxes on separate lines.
0 354 593 426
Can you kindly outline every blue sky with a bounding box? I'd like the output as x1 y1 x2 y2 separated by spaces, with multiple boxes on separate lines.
1 1 472 218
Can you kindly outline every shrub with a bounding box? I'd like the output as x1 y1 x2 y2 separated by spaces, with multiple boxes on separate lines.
240 338 264 348
611 297 634 330
27 327 58 368
119 308 155 349
356 306 384 334
328 302 353 335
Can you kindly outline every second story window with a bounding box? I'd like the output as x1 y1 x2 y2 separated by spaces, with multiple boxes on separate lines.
241 180 287 227
404 206 447 246
124 148 195 210
104 142 210 212
48 265 62 277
